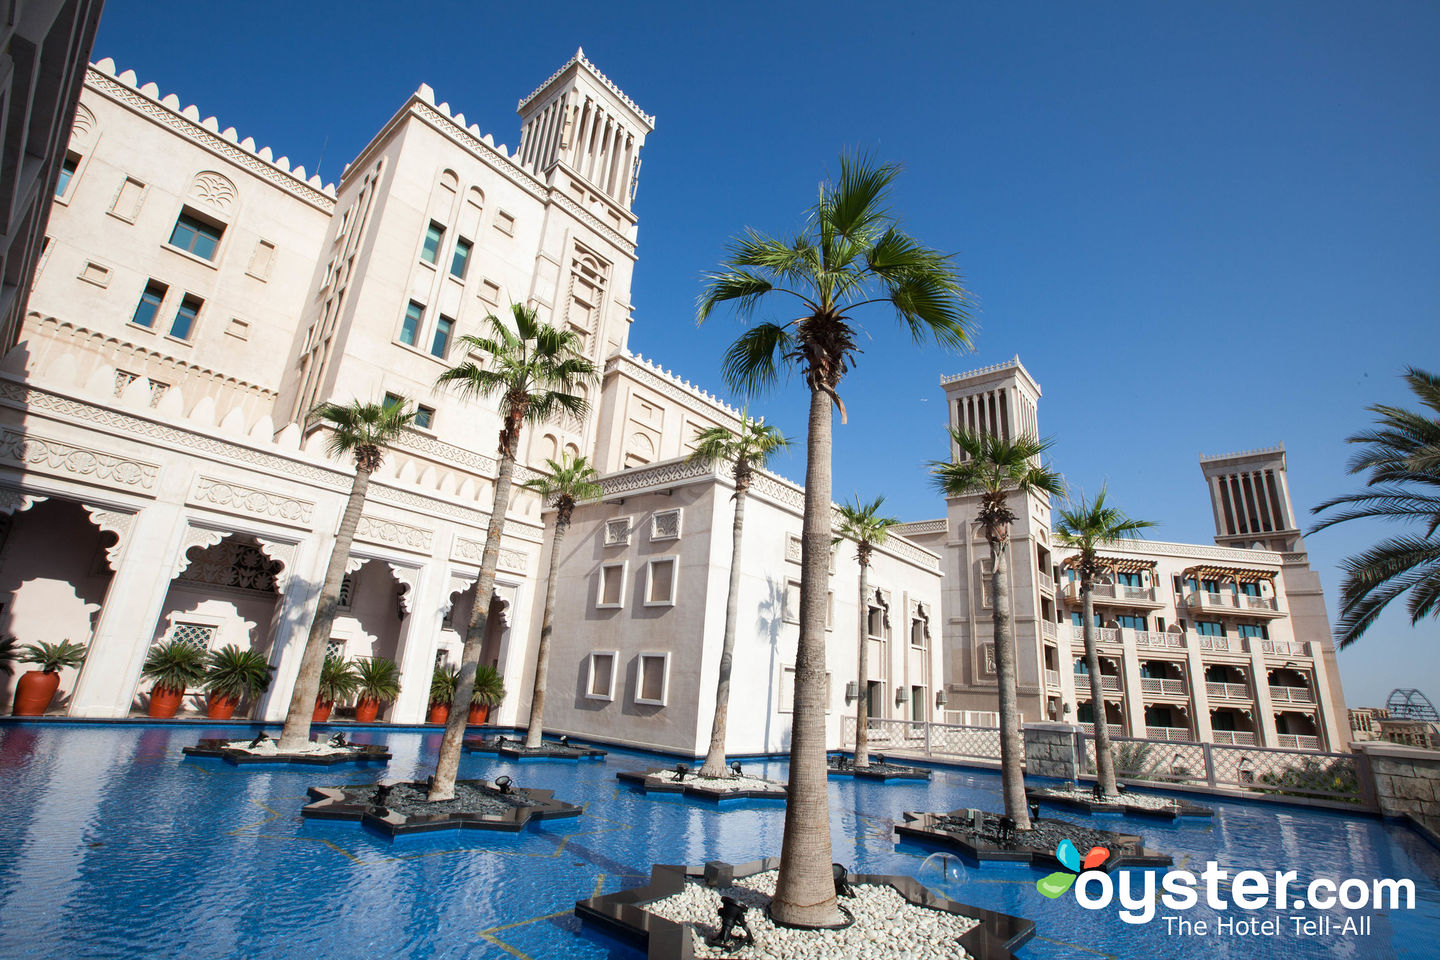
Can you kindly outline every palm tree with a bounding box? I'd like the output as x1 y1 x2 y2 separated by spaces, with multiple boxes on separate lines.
427 303 595 800
1053 487 1154 798
277 398 414 751
687 416 790 778
519 452 602 748
1311 367 1440 647
930 429 1063 830
835 495 899 770
698 153 972 928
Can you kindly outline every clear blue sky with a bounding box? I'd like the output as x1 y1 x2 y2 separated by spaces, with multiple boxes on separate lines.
93 1 1439 709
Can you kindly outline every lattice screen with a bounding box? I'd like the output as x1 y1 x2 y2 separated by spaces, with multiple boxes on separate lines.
167 622 216 651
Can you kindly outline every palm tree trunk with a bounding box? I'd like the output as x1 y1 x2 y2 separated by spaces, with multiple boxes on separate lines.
772 385 841 929
991 534 1032 830
278 466 371 751
853 557 871 769
524 514 569 749
1084 585 1118 796
698 482 749 777
429 422 521 801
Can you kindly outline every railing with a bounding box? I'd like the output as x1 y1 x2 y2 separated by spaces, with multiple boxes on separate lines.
1083 722 1125 739
1261 640 1310 658
1040 619 1057 640
1269 685 1314 703
1206 681 1250 700
1080 732 1366 805
1198 635 1239 653
843 716 1001 765
1141 677 1186 696
1070 625 1121 644
1210 730 1257 746
1187 591 1283 615
1145 726 1195 742
1075 672 1122 692
1044 669 1060 690
1274 733 1321 751
1071 582 1158 603
1244 596 1280 611
1135 631 1185 649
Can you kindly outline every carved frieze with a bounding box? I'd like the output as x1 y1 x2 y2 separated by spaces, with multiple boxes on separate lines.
0 430 158 490
192 477 314 525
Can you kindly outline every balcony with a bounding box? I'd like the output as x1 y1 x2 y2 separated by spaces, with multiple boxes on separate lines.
1040 619 1057 640
1206 681 1251 700
1083 723 1125 739
1145 726 1194 742
1274 733 1321 751
1075 672 1122 693
1210 730 1257 746
1044 668 1060 690
1134 630 1185 650
1260 640 1310 658
1064 582 1163 608
1197 635 1243 654
1141 677 1187 697
1269 684 1314 704
1070 625 1122 645
1185 590 1285 619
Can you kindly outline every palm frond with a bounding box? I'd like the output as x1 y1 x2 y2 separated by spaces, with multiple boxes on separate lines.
720 322 794 397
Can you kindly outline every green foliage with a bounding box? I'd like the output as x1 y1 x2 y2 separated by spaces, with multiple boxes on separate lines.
470 665 506 706
18 639 88 673
685 417 790 486
309 396 416 473
520 452 603 522
353 656 402 703
1310 367 1440 647
203 645 275 700
0 635 16 677
1054 486 1156 584
929 430 1065 534
317 655 360 704
1256 757 1359 801
835 494 900 563
429 665 461 705
1112 741 1158 778
141 641 209 694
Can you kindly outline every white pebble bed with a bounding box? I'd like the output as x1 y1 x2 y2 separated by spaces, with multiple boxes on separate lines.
654 770 786 794
1042 786 1178 810
645 869 976 960
224 738 357 756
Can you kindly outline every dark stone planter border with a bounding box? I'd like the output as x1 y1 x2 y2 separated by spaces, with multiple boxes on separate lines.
301 778 582 836
574 856 1036 960
1028 787 1213 821
182 738 392 765
827 758 932 781
616 769 787 802
895 810 1173 870
463 737 607 760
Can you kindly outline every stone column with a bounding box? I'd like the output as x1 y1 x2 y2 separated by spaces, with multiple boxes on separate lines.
1186 644 1214 741
69 501 190 717
255 531 331 722
1119 633 1145 736
390 534 453 724
1249 644 1280 746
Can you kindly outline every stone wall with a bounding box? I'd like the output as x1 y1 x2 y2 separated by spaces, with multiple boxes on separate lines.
1354 741 1440 827
1024 722 1081 781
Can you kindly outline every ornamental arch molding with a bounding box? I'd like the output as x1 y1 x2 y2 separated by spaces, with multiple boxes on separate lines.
188 171 239 216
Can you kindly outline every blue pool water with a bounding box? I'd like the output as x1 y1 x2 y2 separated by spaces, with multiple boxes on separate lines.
1 723 1437 960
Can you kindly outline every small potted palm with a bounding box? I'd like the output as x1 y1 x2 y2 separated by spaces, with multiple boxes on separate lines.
428 665 459 724
141 641 209 718
352 656 401 723
203 645 275 719
11 639 88 716
314 655 359 722
467 665 506 725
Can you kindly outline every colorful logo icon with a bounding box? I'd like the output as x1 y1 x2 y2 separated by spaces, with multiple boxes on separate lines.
1036 838 1110 898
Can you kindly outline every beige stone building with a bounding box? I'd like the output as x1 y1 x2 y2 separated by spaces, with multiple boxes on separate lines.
902 358 1350 753
0 49 944 756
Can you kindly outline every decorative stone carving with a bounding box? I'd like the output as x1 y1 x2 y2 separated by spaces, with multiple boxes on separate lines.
70 103 96 141
192 476 314 525
179 537 283 593
785 533 802 564
81 505 136 571
190 171 238 214
0 488 48 515
599 458 711 497
387 563 420 613
255 538 298 590
451 538 528 574
172 525 227 578
442 575 477 616
355 515 433 551
0 430 159 490
344 556 367 574
497 548 527 574
603 517 631 546
651 508 681 541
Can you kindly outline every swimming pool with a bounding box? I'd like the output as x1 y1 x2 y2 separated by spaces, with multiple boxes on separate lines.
1 723 1436 959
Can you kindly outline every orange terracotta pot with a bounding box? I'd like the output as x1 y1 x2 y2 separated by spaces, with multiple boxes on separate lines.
467 702 490 725
12 670 60 716
313 698 334 722
206 693 238 719
148 685 185 718
427 703 449 725
354 698 380 723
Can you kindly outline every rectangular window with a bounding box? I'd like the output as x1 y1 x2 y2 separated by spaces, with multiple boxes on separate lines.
1197 621 1226 637
131 280 167 328
1201 578 1221 594
911 686 926 722
779 666 832 713
586 651 617 700
783 579 801 624
636 653 669 706
169 210 224 260
1116 614 1147 630
597 562 625 608
911 616 927 648
1173 575 1183 593
168 294 202 340
430 315 454 358
167 621 216 651
1116 571 1142 587
1239 582 1262 597
56 153 79 198
413 405 435 430
1238 623 1269 639
399 301 423 346
421 221 444 264
450 238 472 279
645 557 677 606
